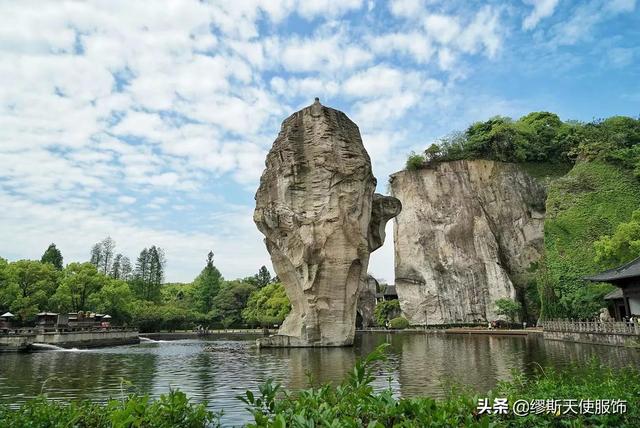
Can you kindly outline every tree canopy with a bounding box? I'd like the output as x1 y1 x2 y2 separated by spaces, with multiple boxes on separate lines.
193 251 223 313
408 113 640 173
594 209 640 267
41 243 63 270
242 282 290 327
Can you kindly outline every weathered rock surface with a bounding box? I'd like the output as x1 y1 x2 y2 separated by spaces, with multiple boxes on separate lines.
390 160 545 325
356 275 379 328
254 99 401 347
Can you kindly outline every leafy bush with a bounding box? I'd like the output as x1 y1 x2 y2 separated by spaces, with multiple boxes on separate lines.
240 345 640 427
405 152 425 170
494 298 521 323
594 209 640 266
374 299 400 326
239 344 484 427
0 390 219 428
408 113 640 175
242 282 291 327
389 316 409 329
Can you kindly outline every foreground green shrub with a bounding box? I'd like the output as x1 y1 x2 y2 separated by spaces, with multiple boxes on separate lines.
389 316 409 329
0 390 218 428
241 344 640 427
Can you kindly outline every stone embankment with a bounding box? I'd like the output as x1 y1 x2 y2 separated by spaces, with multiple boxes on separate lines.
0 328 139 352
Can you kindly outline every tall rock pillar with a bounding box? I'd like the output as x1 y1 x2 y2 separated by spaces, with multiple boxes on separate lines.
254 99 401 347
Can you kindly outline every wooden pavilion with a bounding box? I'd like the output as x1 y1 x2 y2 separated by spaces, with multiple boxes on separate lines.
585 256 640 320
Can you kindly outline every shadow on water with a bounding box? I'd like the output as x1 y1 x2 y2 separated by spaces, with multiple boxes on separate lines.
1 332 639 425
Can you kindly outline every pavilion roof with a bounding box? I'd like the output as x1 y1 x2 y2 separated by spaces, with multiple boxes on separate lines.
604 288 624 300
584 256 640 284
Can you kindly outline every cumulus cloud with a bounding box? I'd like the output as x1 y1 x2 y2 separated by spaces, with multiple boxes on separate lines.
2 0 630 282
551 0 637 45
522 0 559 30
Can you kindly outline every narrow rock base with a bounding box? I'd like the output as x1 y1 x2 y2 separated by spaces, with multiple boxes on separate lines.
256 335 353 348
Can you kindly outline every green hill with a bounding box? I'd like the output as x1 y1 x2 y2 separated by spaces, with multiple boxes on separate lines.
542 162 640 318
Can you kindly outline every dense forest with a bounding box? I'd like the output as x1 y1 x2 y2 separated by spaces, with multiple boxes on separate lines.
408 113 640 321
0 239 290 332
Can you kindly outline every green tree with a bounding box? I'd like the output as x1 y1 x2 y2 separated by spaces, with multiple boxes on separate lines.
89 279 135 323
89 243 103 269
120 255 133 281
148 246 165 293
56 263 107 312
162 283 196 308
210 281 256 328
133 246 165 302
2 260 59 320
41 243 63 270
245 265 272 288
494 298 521 323
594 209 640 266
0 257 8 299
89 237 116 275
242 282 290 327
193 251 223 313
424 143 441 161
405 152 425 170
111 253 123 279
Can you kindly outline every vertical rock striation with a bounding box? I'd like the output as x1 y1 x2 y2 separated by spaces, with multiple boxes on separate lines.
356 275 379 328
254 99 400 347
390 160 545 325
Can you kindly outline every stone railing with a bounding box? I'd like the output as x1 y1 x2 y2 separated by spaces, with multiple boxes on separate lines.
542 319 640 336
1 326 135 335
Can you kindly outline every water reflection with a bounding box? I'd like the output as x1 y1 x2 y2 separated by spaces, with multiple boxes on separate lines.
1 332 639 426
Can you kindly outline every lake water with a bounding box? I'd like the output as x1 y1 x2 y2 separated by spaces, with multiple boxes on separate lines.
1 332 639 426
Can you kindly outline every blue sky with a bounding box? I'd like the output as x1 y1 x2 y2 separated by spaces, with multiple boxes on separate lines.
0 0 638 283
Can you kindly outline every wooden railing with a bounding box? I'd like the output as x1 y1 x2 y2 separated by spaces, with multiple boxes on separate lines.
542 319 640 335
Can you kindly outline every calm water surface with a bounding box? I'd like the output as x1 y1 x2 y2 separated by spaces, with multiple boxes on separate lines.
1 332 639 426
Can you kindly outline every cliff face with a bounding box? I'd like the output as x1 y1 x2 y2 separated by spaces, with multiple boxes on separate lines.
390 160 545 325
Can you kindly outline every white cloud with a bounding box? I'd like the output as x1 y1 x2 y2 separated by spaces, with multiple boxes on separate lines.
423 14 462 44
551 0 636 46
1 0 633 284
278 34 373 73
0 192 269 282
118 196 137 204
296 0 363 19
342 65 441 98
522 0 559 30
606 0 636 13
456 6 502 58
389 0 426 18
369 32 434 64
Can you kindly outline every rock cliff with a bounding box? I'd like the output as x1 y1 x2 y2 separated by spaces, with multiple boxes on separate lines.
356 275 379 328
390 160 545 325
254 99 400 347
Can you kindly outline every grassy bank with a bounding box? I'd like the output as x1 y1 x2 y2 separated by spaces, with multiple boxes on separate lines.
2 345 638 427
